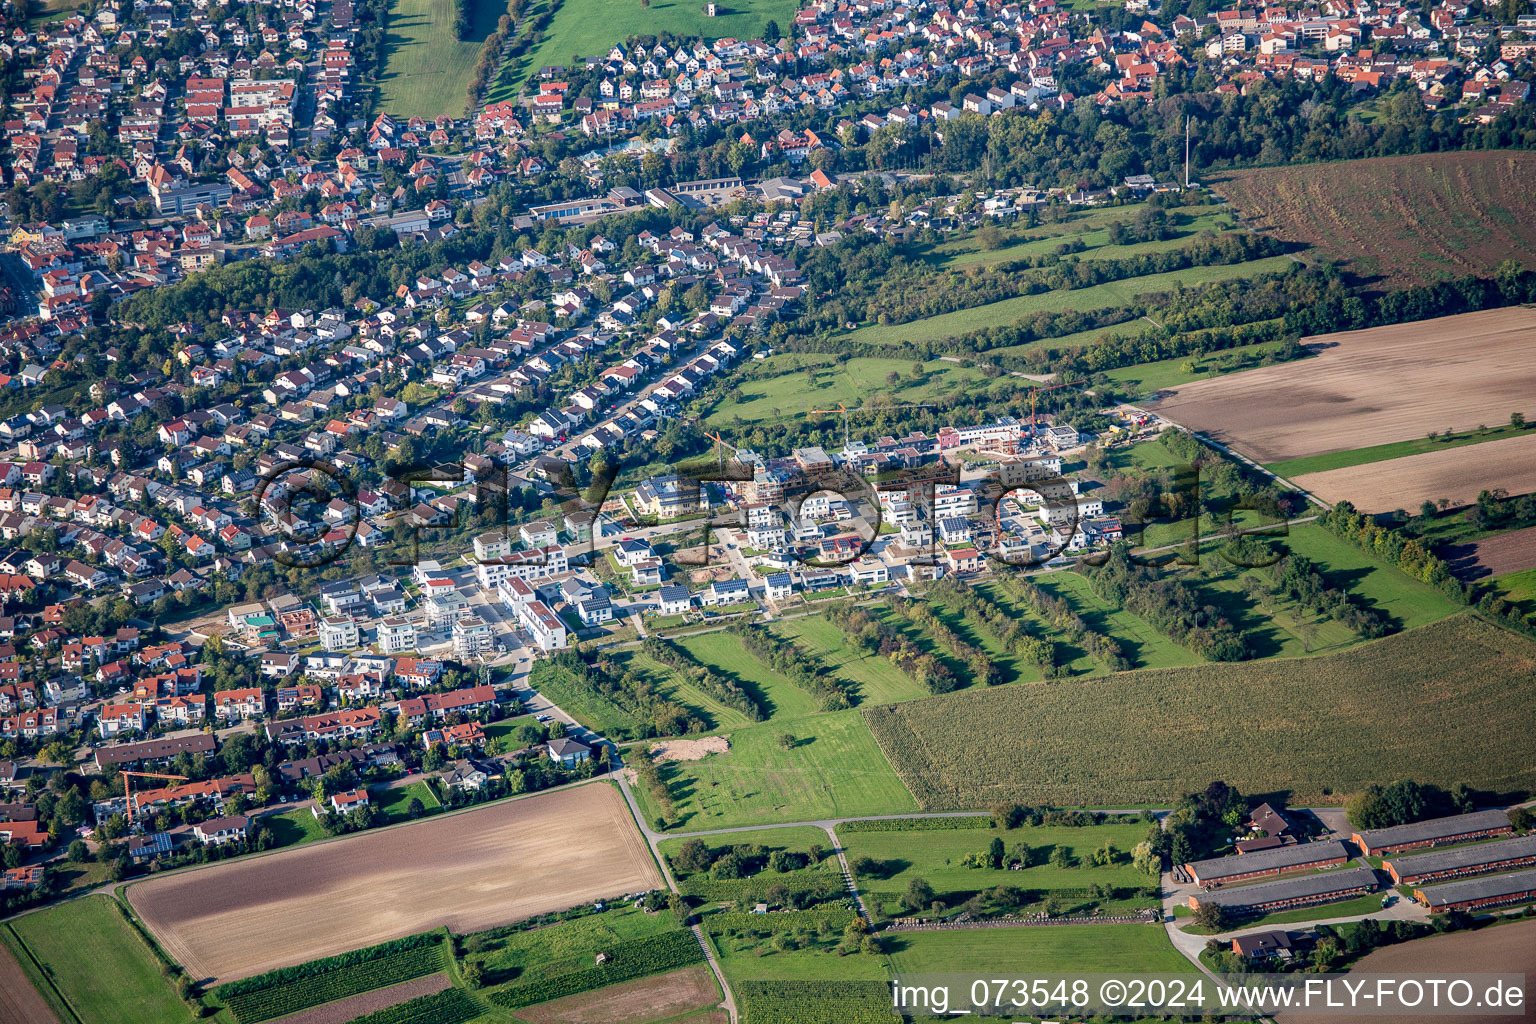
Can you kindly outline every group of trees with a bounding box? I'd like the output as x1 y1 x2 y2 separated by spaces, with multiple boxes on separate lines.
641 637 765 722
992 575 1128 671
1344 778 1480 830
884 596 1001 686
823 602 956 693
727 622 854 710
1086 547 1251 661
933 578 1057 674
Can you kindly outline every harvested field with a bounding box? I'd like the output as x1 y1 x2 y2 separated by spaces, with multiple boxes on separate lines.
266 974 452 1024
1279 919 1536 1024
0 943 58 1024
1150 307 1536 463
864 614 1536 807
650 736 730 762
128 784 660 984
514 964 720 1024
1213 151 1536 288
1444 525 1536 582
1292 433 1536 513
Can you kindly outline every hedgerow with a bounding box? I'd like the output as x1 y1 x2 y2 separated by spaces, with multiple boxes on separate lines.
730 621 855 710
343 988 479 1024
838 816 992 832
486 930 703 1009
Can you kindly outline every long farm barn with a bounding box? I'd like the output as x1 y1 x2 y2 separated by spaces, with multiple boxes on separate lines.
1184 840 1350 888
1351 809 1514 857
1384 835 1536 886
1186 866 1379 917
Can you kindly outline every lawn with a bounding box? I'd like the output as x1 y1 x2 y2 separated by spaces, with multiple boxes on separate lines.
704 354 997 426
8 897 192 1024
840 256 1295 348
992 316 1148 357
378 0 505 120
1100 334 1294 398
884 923 1194 974
678 631 823 721
464 903 683 987
838 822 1154 918
1491 566 1536 617
864 613 1536 808
637 709 918 830
373 780 442 822
1266 423 1536 480
512 0 800 92
265 806 330 848
937 207 1236 269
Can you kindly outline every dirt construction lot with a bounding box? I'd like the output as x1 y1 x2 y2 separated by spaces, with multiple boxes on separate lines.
128 784 661 984
1291 433 1536 513
1150 307 1536 463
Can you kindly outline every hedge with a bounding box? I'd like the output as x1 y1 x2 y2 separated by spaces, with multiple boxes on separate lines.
838 816 992 832
344 989 479 1024
486 930 703 1009
224 945 446 1023
216 932 445 999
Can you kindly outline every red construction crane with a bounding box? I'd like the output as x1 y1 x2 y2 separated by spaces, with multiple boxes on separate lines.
120 770 189 826
1029 379 1087 435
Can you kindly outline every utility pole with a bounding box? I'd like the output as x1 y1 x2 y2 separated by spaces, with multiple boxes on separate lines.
1184 116 1192 188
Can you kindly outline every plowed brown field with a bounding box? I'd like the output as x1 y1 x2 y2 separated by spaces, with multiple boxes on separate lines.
1291 433 1536 513
516 965 721 1024
1150 307 1536 463
0 943 58 1024
128 784 660 984
1444 524 1536 581
1213 151 1536 287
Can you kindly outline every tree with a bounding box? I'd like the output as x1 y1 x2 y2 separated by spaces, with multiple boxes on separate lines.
989 836 1005 869
461 960 484 988
1192 901 1228 931
1513 412 1527 429
1508 807 1534 832
777 733 796 750
67 839 88 862
676 838 713 873
406 796 426 819
903 876 936 911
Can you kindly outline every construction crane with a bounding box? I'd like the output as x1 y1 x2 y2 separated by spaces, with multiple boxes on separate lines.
1028 379 1087 436
809 402 934 452
121 770 188 826
702 430 742 476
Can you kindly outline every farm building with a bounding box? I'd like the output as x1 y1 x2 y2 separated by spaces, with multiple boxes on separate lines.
1185 840 1349 887
1186 866 1378 916
1231 930 1297 961
1414 868 1536 913
1352 809 1513 856
1385 835 1536 886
